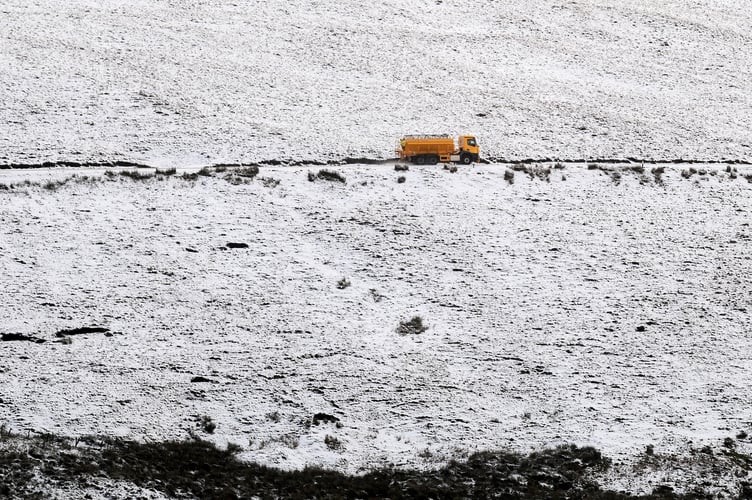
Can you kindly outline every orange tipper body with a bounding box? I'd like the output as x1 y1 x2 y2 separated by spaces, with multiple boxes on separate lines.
397 135 480 165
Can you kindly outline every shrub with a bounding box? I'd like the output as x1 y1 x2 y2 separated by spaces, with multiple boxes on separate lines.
236 165 259 178
520 165 551 181
397 316 428 335
336 278 351 289
317 169 346 183
448 165 458 173
307 171 316 182
611 171 622 185
197 166 214 177
214 165 228 173
651 166 665 184
156 167 176 176
627 165 645 174
266 411 281 423
43 180 63 191
397 176 406 183
226 442 242 454
553 162 565 170
394 164 409 172
120 169 154 181
324 435 343 451
181 172 199 181
504 170 514 184
261 177 280 188
200 416 216 434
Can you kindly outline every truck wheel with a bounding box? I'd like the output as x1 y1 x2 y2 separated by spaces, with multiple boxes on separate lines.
429 155 439 165
460 154 472 165
416 156 426 165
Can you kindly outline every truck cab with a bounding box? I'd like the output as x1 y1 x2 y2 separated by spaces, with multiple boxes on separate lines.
458 136 480 163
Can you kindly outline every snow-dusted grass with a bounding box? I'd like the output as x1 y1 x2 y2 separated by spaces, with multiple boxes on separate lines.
1 163 751 494
2 1 751 165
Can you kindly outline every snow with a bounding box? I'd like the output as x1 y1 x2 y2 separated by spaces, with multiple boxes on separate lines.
1 164 751 494
2 0 752 494
2 0 752 165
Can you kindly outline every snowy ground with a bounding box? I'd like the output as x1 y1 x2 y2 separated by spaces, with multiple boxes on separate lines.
3 0 752 495
2 0 752 165
2 163 751 494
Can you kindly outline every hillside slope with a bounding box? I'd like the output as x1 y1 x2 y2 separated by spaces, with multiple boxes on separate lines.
2 0 751 165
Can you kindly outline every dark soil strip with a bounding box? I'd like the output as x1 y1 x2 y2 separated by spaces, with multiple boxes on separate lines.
482 157 752 166
0 161 150 170
3 158 750 171
55 327 109 337
0 333 46 343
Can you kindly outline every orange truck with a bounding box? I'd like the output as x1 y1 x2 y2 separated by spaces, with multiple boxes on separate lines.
397 135 480 165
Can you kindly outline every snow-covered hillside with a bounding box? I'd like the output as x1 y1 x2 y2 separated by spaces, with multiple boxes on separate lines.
2 0 751 165
1 164 751 494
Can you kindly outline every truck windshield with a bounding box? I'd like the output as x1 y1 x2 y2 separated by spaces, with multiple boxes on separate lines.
467 138 477 146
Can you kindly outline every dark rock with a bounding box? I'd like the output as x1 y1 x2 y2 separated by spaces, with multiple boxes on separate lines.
636 325 646 332
1 333 46 343
226 242 249 249
191 376 215 383
56 327 109 337
312 413 340 426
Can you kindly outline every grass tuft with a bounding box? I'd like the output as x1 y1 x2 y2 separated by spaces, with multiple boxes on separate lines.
504 170 514 184
119 169 154 181
316 169 346 183
397 316 428 336
336 277 351 289
156 167 176 176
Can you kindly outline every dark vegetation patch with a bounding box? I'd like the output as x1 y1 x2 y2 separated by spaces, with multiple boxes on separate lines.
504 169 515 184
5 431 745 499
155 167 176 176
511 163 551 181
118 169 154 181
394 163 409 172
397 315 428 336
315 169 346 183
311 413 340 426
336 277 351 289
651 166 665 185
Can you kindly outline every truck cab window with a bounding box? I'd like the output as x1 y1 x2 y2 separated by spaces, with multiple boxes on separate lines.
467 138 477 146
